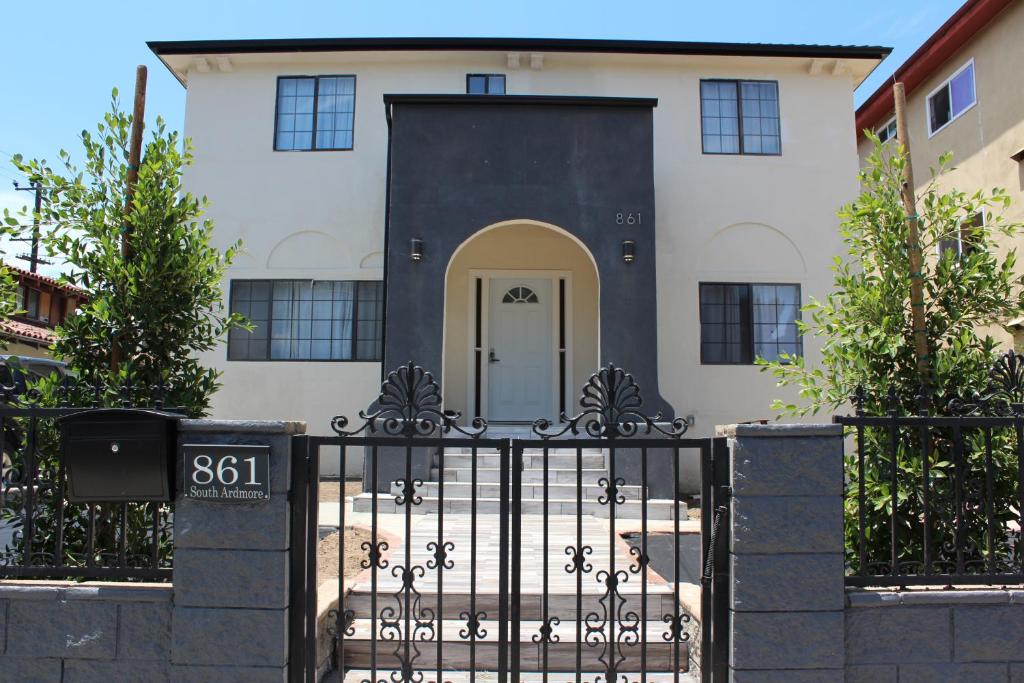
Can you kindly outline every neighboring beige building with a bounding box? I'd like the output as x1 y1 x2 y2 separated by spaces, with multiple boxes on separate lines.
151 38 888 475
856 0 1024 346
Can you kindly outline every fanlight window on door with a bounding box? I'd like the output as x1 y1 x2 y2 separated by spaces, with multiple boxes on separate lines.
502 286 539 304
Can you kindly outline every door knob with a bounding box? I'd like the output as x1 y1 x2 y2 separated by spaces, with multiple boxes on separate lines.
489 349 501 363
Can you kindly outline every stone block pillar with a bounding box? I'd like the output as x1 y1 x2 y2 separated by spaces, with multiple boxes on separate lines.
170 420 305 683
719 423 846 682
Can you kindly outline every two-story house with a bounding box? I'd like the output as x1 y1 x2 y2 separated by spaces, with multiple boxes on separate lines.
0 264 85 357
856 0 1024 347
150 38 889 476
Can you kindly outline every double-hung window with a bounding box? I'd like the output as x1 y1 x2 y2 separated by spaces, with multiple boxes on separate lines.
275 75 356 151
228 280 383 361
927 60 976 137
699 283 801 364
700 80 781 155
876 116 898 143
467 74 506 95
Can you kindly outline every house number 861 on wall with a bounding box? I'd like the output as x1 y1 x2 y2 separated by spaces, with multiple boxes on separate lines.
615 212 643 225
183 444 271 502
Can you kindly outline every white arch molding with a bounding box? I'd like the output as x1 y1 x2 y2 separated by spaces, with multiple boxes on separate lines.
441 219 601 422
697 221 806 275
266 230 348 270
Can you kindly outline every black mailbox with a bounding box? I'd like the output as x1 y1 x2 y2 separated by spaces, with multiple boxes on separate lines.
59 409 181 503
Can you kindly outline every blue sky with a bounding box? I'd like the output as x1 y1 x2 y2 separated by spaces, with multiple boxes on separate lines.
0 0 963 273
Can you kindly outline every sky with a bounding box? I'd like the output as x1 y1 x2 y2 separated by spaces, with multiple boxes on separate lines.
0 0 965 276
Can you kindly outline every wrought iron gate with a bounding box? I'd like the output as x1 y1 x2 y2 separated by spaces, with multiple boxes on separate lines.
289 363 731 682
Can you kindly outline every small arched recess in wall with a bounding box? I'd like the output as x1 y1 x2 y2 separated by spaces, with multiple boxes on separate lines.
698 222 806 276
360 251 384 269
266 230 348 270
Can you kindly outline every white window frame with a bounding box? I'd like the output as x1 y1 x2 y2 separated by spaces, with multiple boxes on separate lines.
926 59 977 138
876 116 897 143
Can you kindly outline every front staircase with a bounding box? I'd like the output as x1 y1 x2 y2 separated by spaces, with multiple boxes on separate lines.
351 445 688 520
336 444 696 679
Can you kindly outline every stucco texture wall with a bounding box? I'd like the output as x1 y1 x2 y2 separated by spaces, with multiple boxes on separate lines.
181 50 863 437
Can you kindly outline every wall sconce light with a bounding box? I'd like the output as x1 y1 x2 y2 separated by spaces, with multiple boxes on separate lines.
410 238 424 262
622 240 636 264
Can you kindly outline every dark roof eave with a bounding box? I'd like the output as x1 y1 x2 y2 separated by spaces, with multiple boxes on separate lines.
148 36 891 61
383 94 658 108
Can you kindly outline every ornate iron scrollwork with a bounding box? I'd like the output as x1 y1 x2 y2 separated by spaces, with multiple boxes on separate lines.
949 350 1024 416
331 361 487 437
533 364 687 439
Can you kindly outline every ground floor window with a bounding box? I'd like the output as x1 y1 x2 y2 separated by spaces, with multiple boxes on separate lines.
699 282 801 364
228 279 383 361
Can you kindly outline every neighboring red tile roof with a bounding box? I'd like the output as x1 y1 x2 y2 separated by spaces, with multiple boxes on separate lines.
2 263 87 297
855 0 1014 136
0 319 56 346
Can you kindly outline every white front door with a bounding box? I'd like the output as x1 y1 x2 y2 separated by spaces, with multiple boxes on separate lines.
487 278 554 422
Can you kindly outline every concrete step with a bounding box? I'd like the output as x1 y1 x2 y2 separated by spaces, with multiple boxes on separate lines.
391 480 643 501
340 618 690 672
435 468 608 485
439 453 605 469
351 494 686 519
343 589 682 621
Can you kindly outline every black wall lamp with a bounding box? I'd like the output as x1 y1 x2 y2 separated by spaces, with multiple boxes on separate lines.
410 238 424 262
622 240 636 264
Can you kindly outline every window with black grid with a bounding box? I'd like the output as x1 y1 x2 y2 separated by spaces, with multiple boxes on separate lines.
467 74 506 95
700 283 801 364
275 75 355 151
227 280 382 361
700 79 781 155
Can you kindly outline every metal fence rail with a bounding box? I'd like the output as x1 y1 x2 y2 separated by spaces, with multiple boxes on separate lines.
835 351 1024 588
0 384 180 581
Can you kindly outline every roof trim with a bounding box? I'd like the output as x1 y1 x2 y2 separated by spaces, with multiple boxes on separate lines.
383 94 658 108
855 0 1012 136
149 36 890 60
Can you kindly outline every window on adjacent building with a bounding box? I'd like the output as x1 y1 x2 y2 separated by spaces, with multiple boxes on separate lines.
699 283 801 364
939 211 985 260
700 80 781 155
877 117 898 143
227 280 383 361
467 74 506 95
927 60 976 137
16 286 40 320
274 76 356 151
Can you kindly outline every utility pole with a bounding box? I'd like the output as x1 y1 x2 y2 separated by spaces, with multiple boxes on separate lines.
111 65 148 372
893 82 931 384
12 179 46 273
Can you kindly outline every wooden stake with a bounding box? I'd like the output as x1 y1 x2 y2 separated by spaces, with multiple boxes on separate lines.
112 65 147 373
893 82 931 383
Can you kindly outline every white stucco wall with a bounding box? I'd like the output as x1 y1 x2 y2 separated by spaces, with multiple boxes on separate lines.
178 49 869 472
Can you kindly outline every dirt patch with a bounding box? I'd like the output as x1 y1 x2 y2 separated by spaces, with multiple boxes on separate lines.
319 480 363 503
318 526 373 581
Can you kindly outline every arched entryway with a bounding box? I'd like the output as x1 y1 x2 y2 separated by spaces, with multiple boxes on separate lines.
442 220 600 423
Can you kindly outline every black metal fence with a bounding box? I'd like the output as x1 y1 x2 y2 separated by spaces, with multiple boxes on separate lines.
0 381 180 581
835 351 1024 587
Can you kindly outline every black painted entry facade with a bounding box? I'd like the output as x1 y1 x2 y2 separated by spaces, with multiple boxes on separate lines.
382 94 673 420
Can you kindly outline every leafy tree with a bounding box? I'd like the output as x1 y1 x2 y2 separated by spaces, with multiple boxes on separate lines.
760 136 1024 574
8 89 247 415
1 91 246 575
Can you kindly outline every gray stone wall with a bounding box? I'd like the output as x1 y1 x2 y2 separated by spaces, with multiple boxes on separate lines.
847 590 1024 682
722 423 846 682
0 582 172 682
0 419 305 683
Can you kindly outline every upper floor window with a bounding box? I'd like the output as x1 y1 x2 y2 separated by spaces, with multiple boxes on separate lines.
876 116 897 143
699 283 801 364
228 279 383 361
927 60 976 137
700 80 781 155
16 285 42 321
467 74 506 95
275 76 356 151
